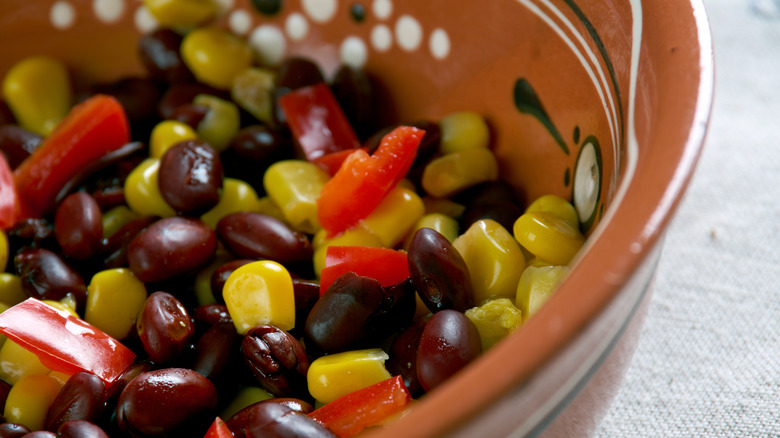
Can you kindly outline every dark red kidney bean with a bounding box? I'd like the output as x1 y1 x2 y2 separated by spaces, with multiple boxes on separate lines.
226 402 336 438
386 318 427 397
116 368 217 437
216 212 312 264
0 100 15 125
241 325 309 398
408 228 474 313
6 218 55 254
210 259 254 303
193 304 233 326
127 216 217 282
193 322 239 381
138 28 194 84
168 104 209 129
57 420 109 438
453 180 522 208
410 120 441 168
157 83 227 120
89 183 126 210
373 278 417 335
0 379 11 413
54 193 103 260
137 292 195 364
93 77 161 123
101 216 157 269
0 125 41 168
104 361 153 404
45 372 106 432
256 398 313 415
330 65 376 140
273 57 324 124
158 139 223 215
461 200 523 233
416 309 482 392
0 423 30 437
229 125 289 164
18 431 55 437
290 278 319 338
13 248 87 307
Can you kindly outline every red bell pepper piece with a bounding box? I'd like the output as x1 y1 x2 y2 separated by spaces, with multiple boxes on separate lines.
204 417 233 438
0 153 21 229
308 375 412 438
314 147 367 176
319 246 410 296
278 83 361 162
0 298 136 387
317 126 424 237
13 94 130 217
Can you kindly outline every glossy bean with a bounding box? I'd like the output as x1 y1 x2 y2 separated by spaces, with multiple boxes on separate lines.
192 322 239 382
104 362 153 405
194 304 233 326
127 216 217 283
217 212 312 264
226 402 335 438
158 139 224 215
228 124 289 167
255 398 314 415
210 259 254 304
13 248 87 308
101 216 157 269
330 65 376 140
168 104 209 131
0 423 30 437
137 292 195 364
407 228 474 312
57 420 110 438
93 77 161 124
6 218 55 254
273 57 325 125
115 368 217 436
241 325 309 398
290 278 319 338
0 125 40 169
149 120 198 159
18 431 55 437
44 372 106 432
54 193 103 260
416 309 481 392
138 28 194 84
386 318 426 397
157 82 224 120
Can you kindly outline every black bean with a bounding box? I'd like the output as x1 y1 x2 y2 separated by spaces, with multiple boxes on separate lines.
407 228 474 312
115 368 217 437
226 402 336 438
241 325 309 398
127 216 216 282
216 212 312 265
54 193 103 260
45 372 106 432
416 309 481 392
13 248 86 308
138 29 194 84
330 65 376 140
137 292 195 364
158 139 223 215
57 420 110 438
0 125 41 168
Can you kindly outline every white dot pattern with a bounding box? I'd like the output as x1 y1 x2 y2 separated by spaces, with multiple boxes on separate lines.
429 28 450 59
395 15 422 51
93 0 124 23
229 9 252 35
250 25 287 67
50 1 76 30
371 25 392 52
340 36 368 69
134 5 158 34
285 13 309 41
372 0 393 20
302 0 337 23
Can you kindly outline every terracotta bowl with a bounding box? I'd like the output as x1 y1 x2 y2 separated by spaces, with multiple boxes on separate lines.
0 0 713 436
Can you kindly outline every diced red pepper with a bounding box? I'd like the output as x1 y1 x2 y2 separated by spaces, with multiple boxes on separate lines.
0 153 21 229
317 126 424 237
0 298 136 387
314 147 367 176
319 246 410 296
204 417 233 438
308 375 412 438
13 94 130 217
278 83 361 162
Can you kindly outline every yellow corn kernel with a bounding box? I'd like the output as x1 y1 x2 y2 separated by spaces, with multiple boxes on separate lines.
0 339 51 385
124 158 177 218
201 178 261 229
453 219 526 304
439 111 490 154
4 374 62 431
403 213 460 250
422 196 466 218
513 212 585 266
220 386 274 420
181 27 253 90
193 94 240 152
223 260 295 335
307 349 391 404
263 160 330 234
421 148 499 198
358 186 424 248
0 273 26 307
255 196 290 225
515 265 570 321
465 298 523 350
0 230 7 272
2 56 72 136
231 68 277 125
101 205 140 238
149 120 198 159
41 300 78 318
48 370 72 386
312 227 384 278
85 268 148 340
143 0 216 28
525 194 580 230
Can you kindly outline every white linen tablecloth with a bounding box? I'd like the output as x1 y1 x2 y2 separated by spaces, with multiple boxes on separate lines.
595 0 780 436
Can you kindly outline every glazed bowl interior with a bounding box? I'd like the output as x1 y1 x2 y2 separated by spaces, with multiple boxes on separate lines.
0 0 713 436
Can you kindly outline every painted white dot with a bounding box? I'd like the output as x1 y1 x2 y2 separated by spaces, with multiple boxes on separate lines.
50 1 76 30
429 28 450 59
573 141 600 223
250 25 287 67
395 15 422 51
371 25 392 52
229 9 252 35
93 0 124 23
302 0 338 23
214 0 235 15
285 13 309 41
372 0 393 19
340 36 368 69
134 5 158 33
